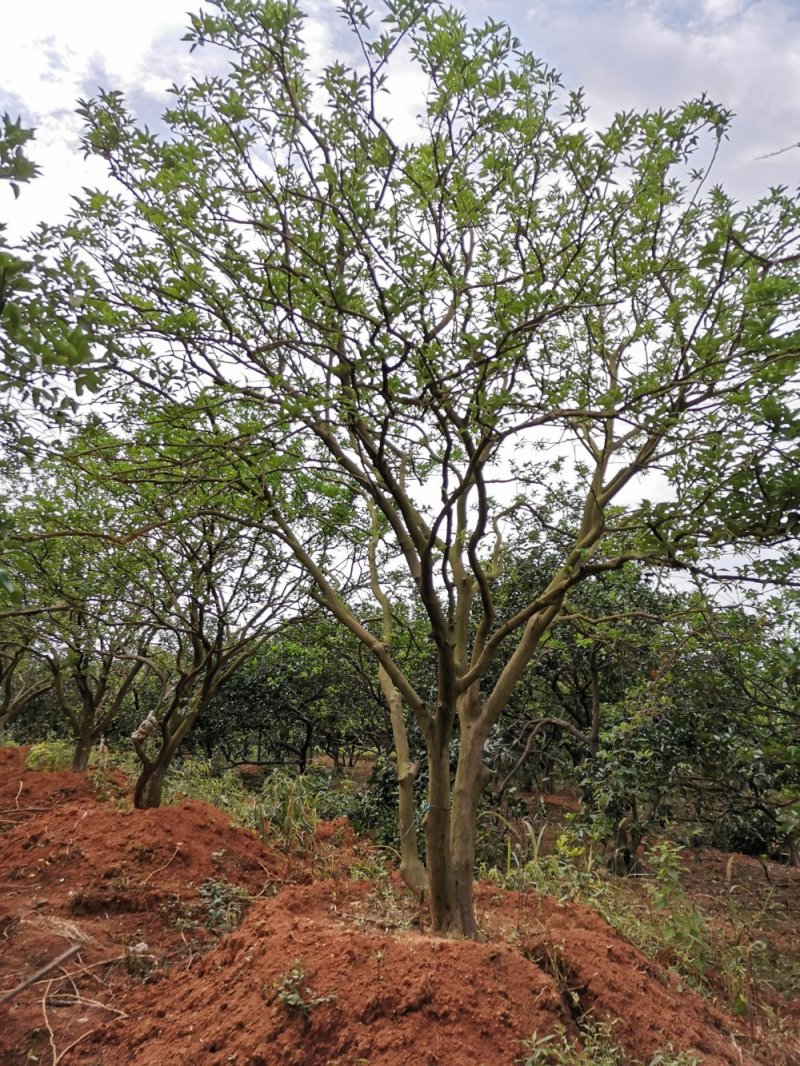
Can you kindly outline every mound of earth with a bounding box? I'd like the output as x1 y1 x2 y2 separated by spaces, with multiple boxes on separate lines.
0 747 791 1064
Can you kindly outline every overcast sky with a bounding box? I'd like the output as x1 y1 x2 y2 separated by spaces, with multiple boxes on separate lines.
1 0 799 235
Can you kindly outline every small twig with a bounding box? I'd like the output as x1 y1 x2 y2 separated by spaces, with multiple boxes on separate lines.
14 780 23 809
756 141 800 160
0 944 81 1006
59 954 127 983
0 805 54 815
140 841 183 886
42 978 58 1066
53 1026 100 1066
45 994 127 1018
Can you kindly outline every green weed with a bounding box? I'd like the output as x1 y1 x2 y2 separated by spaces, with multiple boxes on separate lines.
25 739 73 771
273 964 335 1018
519 1021 701 1065
197 878 250 931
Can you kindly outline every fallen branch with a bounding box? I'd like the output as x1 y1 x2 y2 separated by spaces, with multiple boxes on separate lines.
42 979 58 1066
0 945 81 1006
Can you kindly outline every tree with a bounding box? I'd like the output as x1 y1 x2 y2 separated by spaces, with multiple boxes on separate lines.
581 596 800 865
3 452 160 770
196 614 391 772
32 0 800 934
3 408 309 794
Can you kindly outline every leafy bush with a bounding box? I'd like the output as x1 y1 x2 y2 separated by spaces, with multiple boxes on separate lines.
25 739 73 771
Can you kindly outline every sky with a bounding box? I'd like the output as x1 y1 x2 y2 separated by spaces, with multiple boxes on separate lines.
1 0 799 234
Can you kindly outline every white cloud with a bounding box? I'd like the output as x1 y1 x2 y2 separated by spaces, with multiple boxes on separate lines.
2 0 799 238
498 0 800 200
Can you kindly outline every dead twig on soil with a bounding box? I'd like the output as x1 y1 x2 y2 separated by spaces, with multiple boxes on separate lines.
0 804 57 815
52 1027 100 1066
140 841 183 886
42 978 58 1065
41 977 104 1066
15 780 22 808
59 954 129 983
44 993 127 1018
0 944 81 1006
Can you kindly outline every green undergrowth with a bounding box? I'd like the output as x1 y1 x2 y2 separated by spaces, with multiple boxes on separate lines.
519 1020 702 1065
162 757 387 859
24 738 74 771
480 827 789 1023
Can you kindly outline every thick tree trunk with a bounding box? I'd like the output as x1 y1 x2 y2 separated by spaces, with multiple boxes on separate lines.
424 739 457 933
137 761 169 809
133 727 184 808
378 665 427 898
449 721 491 938
71 728 94 772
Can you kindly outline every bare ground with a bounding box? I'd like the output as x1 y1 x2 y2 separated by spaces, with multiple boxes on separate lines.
0 747 797 1065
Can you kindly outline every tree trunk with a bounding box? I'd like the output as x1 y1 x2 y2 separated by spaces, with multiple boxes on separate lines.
450 713 492 938
133 727 183 808
424 738 457 933
137 760 169 809
71 728 94 772
378 665 427 898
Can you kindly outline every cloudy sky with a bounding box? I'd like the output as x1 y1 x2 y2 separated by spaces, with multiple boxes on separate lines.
1 0 799 236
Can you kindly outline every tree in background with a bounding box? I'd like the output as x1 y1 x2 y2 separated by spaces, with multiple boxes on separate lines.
579 596 800 865
2 408 310 801
18 0 800 933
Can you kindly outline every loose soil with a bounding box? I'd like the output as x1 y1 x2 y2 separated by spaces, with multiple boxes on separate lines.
0 747 797 1065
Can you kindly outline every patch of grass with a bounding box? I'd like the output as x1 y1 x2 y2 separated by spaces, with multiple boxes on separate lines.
482 835 713 994
257 769 319 849
519 1021 702 1065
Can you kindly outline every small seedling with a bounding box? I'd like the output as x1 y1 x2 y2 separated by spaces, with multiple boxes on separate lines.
274 965 334 1018
197 878 250 931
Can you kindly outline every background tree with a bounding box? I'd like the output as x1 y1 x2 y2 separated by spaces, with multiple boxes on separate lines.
5 470 153 770
577 596 800 865
26 0 800 933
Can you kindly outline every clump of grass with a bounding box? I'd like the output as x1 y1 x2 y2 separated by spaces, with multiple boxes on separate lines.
519 1020 701 1065
482 833 714 995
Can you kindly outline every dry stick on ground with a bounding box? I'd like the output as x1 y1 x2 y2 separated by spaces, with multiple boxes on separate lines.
45 993 127 1018
140 841 183 886
41 977 107 1066
59 955 125 989
42 978 58 1066
53 1027 101 1066
0 944 81 1006
14 780 22 808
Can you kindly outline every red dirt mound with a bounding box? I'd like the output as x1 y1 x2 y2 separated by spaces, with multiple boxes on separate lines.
0 748 785 1065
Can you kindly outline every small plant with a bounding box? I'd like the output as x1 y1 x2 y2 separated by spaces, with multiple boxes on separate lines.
641 842 710 984
274 964 334 1019
257 770 319 848
519 1021 702 1065
25 739 73 771
197 878 250 931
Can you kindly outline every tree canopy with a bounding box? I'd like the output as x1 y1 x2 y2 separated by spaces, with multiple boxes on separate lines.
6 0 800 934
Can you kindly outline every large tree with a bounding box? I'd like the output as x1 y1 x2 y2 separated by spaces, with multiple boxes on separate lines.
31 0 800 934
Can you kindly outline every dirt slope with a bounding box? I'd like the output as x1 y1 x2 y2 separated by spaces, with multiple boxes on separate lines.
0 747 792 1065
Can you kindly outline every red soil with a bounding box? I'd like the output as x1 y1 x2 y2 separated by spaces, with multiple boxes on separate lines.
0 747 794 1065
